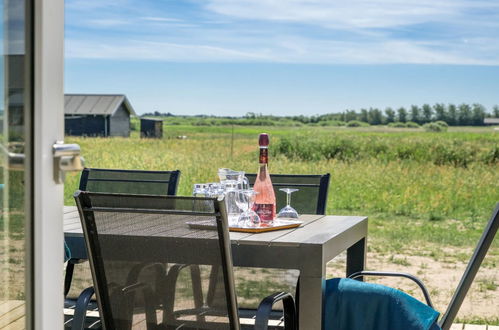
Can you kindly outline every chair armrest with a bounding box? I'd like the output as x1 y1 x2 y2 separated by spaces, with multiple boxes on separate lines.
71 287 96 330
348 271 434 308
255 292 297 330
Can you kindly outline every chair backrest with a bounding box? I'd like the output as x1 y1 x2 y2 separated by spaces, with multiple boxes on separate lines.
75 191 240 330
246 173 330 215
439 203 499 330
79 168 181 195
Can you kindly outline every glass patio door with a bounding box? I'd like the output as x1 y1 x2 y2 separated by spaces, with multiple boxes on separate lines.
1 0 65 328
1 0 34 327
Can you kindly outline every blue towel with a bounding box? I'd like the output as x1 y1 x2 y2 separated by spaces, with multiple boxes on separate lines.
324 278 441 330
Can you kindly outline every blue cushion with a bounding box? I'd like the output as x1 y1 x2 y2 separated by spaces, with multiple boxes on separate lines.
324 278 441 330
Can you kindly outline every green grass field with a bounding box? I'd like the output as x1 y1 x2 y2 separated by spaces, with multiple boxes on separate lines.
64 125 499 323
65 124 499 254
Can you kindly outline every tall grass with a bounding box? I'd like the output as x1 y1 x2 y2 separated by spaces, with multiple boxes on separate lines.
65 128 498 222
273 133 499 167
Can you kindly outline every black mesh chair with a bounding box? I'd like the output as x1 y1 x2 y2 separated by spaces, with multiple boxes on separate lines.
228 174 330 324
64 168 180 329
74 191 297 330
342 203 499 330
245 174 330 215
79 168 181 195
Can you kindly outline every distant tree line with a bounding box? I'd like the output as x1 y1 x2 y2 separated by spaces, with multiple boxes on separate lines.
286 103 498 126
144 103 499 126
142 111 176 117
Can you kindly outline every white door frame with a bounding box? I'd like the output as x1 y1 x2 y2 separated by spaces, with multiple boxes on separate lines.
33 0 64 328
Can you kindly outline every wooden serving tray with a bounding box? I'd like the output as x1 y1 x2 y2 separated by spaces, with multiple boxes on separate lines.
187 219 303 233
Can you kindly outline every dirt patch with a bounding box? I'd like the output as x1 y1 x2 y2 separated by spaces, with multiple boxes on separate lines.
0 237 26 300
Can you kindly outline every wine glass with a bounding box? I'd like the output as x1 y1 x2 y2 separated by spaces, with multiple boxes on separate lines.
277 188 299 218
237 190 260 227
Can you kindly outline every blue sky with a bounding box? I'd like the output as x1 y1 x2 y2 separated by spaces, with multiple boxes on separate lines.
64 0 499 116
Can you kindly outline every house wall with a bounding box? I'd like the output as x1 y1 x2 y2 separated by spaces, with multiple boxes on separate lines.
65 115 107 136
109 104 130 137
155 121 163 138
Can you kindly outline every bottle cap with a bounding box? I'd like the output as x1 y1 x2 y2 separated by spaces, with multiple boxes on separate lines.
259 133 269 147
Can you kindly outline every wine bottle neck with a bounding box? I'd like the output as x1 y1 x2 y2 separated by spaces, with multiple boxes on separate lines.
257 163 269 182
259 147 268 165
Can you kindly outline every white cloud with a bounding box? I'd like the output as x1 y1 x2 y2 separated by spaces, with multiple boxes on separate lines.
64 0 499 65
65 0 132 11
202 0 498 29
86 19 131 27
140 16 183 22
65 35 499 65
66 39 273 62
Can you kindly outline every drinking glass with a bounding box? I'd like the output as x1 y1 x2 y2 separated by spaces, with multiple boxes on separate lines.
192 183 208 197
222 180 240 226
237 190 260 227
277 188 299 218
207 182 224 198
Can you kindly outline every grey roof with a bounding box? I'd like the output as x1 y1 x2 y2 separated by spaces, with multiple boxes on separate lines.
484 118 499 124
140 117 164 122
65 94 136 116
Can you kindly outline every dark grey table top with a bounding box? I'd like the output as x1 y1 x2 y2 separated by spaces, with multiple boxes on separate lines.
64 205 367 273
64 206 366 246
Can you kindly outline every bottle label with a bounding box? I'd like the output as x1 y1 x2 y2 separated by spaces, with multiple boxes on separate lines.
254 203 274 221
259 148 268 164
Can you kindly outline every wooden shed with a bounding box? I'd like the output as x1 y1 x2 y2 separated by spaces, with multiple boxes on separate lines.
140 118 163 138
64 94 136 137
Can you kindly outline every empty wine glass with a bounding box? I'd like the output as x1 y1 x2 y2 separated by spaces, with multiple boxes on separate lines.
237 190 260 227
277 188 299 218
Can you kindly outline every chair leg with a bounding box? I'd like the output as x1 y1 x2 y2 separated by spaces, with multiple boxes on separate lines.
163 264 206 324
189 265 205 323
294 277 299 326
64 261 76 297
71 287 96 330
206 265 221 307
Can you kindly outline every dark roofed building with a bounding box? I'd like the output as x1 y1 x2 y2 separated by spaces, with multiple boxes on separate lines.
140 118 163 138
484 118 499 125
64 94 136 137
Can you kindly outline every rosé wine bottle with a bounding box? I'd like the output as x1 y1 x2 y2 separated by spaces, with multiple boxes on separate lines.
253 133 276 225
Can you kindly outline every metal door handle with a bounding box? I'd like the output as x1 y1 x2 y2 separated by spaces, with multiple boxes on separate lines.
53 141 84 183
0 143 25 170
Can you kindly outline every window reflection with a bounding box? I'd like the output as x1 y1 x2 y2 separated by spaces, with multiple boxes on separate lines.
0 0 29 327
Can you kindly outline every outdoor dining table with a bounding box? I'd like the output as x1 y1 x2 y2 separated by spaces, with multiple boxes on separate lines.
63 205 368 330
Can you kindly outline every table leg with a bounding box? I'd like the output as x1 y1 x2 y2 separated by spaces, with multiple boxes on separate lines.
298 276 325 330
346 237 366 280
